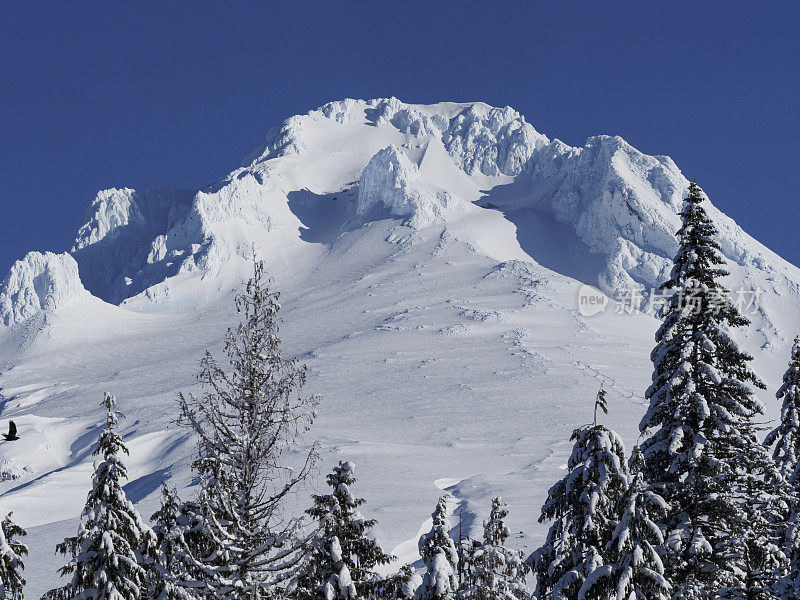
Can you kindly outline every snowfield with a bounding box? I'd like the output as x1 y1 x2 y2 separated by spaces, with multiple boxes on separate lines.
0 98 798 596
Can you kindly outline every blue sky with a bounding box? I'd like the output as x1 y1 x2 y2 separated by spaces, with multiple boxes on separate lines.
1 2 797 275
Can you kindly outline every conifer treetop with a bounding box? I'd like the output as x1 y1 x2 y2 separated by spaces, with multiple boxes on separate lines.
666 181 730 288
97 392 128 461
641 181 766 479
468 498 529 600
298 459 394 600
483 497 510 547
579 446 670 600
593 387 607 428
532 422 627 600
419 496 459 600
45 394 155 600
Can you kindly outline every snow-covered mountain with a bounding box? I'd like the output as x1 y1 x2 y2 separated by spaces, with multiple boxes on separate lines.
1 98 798 595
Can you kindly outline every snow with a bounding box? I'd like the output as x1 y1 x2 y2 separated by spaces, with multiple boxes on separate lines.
247 98 548 178
0 97 798 597
71 187 197 304
357 144 467 228
0 251 87 326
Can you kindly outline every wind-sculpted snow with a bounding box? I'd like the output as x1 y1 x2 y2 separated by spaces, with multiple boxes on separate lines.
516 134 799 301
70 171 307 304
0 252 87 326
246 97 548 177
369 98 547 176
71 187 198 304
517 135 685 295
357 145 462 228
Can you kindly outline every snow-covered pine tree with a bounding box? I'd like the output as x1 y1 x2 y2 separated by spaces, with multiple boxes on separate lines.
765 337 800 482
295 460 394 600
465 498 527 600
372 565 423 600
579 447 670 600
458 536 482 599
176 258 320 599
45 393 157 600
530 423 628 600
393 565 423 600
0 511 27 600
418 497 458 600
638 182 781 599
143 484 205 600
760 338 800 600
781 511 800 600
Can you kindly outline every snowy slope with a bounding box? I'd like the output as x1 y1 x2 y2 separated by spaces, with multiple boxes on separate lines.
0 98 798 596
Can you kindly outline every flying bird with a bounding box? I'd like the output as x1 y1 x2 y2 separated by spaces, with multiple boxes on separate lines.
3 421 19 441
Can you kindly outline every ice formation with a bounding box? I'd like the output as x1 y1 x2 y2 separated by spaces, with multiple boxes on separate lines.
0 252 87 326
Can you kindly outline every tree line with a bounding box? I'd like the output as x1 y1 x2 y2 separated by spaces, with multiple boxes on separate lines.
2 182 800 600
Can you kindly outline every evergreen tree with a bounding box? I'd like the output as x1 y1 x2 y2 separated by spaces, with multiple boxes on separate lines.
371 565 423 600
530 424 628 600
466 498 527 600
0 511 27 600
579 448 670 600
458 537 482 599
765 337 800 482
176 258 320 599
763 338 800 600
143 484 204 600
638 182 780 599
781 512 800 600
45 393 157 600
418 497 458 600
393 565 423 600
296 461 394 600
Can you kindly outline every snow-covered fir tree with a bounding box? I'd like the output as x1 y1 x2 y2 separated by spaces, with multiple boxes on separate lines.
0 511 27 600
781 511 800 600
458 536 482 598
531 423 628 600
764 338 800 600
579 447 670 600
464 497 527 600
45 393 157 600
765 337 800 482
143 484 205 600
639 182 782 600
418 497 458 600
393 565 423 600
176 258 320 599
295 460 394 600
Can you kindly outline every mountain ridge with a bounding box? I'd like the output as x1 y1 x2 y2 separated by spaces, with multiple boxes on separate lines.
0 97 796 340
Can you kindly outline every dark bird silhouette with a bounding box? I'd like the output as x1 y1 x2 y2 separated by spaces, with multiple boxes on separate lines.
3 421 19 441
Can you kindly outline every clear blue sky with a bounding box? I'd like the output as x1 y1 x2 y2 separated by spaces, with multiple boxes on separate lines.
1 2 797 275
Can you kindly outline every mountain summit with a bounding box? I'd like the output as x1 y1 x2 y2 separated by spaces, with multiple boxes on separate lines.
2 98 795 329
